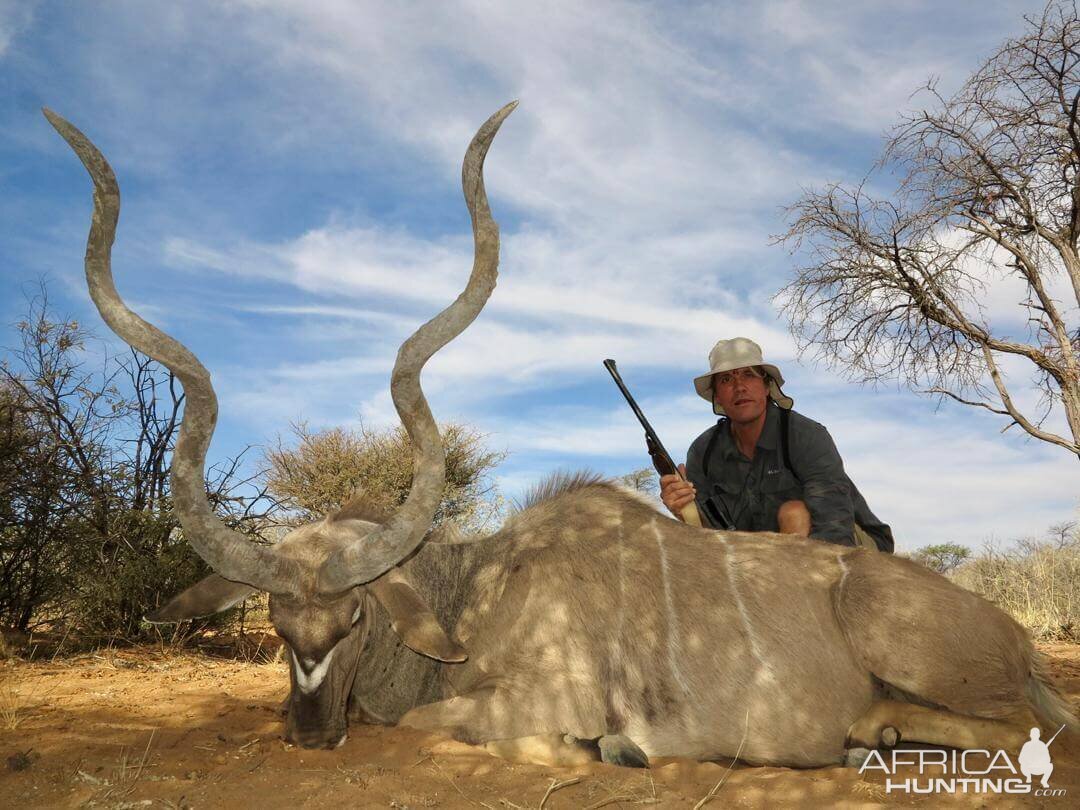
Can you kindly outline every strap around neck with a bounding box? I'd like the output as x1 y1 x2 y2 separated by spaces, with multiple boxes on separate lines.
701 417 726 478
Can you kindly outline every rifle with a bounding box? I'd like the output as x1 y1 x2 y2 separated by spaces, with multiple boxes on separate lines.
603 359 734 530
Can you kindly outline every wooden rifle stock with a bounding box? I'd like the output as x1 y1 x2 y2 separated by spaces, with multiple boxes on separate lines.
644 434 703 527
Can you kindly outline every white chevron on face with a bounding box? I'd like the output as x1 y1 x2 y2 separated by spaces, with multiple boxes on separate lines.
291 647 337 694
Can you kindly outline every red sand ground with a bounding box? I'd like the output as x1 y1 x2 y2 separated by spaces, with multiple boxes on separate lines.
1 640 1078 808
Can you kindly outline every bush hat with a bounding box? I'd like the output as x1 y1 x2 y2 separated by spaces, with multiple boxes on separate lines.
693 337 794 415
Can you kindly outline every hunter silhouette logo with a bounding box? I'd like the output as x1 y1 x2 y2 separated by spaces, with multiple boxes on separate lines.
1019 725 1063 789
860 725 1067 797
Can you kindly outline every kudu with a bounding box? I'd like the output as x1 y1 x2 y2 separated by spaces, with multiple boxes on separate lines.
47 104 1077 768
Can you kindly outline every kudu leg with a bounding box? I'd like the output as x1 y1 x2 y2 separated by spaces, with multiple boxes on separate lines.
482 732 648 768
846 699 1032 752
398 690 500 743
399 690 648 767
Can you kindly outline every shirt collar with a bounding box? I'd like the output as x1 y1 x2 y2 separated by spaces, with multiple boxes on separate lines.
719 402 780 457
756 403 781 450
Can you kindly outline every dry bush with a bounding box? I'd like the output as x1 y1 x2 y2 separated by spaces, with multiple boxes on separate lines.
264 420 506 532
951 524 1080 640
0 287 281 645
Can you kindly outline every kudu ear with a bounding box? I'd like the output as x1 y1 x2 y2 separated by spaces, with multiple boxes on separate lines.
145 574 258 623
367 571 468 663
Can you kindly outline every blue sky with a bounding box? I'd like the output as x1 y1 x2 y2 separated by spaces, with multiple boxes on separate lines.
2 0 1076 551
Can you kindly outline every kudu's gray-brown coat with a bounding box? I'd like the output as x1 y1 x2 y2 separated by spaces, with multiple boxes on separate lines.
47 103 1077 768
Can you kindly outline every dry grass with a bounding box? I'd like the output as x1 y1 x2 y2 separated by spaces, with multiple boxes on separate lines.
952 535 1080 640
576 771 661 808
1 613 285 672
0 682 31 730
0 670 53 731
693 709 749 809
538 777 580 809
82 730 158 804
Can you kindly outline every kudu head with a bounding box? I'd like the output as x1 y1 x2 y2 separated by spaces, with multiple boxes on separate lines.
46 102 516 748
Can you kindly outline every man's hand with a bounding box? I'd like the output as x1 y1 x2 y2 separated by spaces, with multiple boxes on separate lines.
659 463 697 520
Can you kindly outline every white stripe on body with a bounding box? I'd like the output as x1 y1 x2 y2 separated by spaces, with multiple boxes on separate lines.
836 551 849 595
713 533 771 758
651 519 693 697
616 522 627 640
721 534 777 686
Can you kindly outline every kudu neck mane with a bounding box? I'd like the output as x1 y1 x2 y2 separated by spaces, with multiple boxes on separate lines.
349 480 659 722
351 537 491 723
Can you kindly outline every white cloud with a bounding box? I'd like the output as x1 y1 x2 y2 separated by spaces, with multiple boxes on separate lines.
747 0 1035 134
169 221 795 381
9 0 1075 562
480 393 711 458
0 0 36 58
236 303 412 329
828 411 1077 551
200 0 846 235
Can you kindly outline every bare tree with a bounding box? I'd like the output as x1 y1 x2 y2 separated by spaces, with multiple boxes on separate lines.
618 467 659 496
1048 519 1078 548
778 2 1080 458
0 286 282 635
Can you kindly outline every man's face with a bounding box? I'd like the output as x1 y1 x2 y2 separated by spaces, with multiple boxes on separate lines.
713 366 769 424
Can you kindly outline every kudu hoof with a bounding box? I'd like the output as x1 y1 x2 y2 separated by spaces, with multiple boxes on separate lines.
596 734 649 768
843 747 873 769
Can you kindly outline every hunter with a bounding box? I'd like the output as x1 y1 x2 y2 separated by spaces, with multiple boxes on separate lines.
659 338 893 551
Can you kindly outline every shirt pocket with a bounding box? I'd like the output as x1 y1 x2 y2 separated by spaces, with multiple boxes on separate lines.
758 466 802 504
706 478 743 521
708 477 742 498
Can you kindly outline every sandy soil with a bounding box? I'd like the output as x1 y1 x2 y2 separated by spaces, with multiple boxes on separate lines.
1 639 1078 809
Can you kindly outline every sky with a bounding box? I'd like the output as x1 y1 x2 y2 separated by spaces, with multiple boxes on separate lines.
1 0 1076 552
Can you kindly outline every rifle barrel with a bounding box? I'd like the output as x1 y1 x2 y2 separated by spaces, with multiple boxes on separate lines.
602 359 678 465
603 358 732 530
1046 724 1066 747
